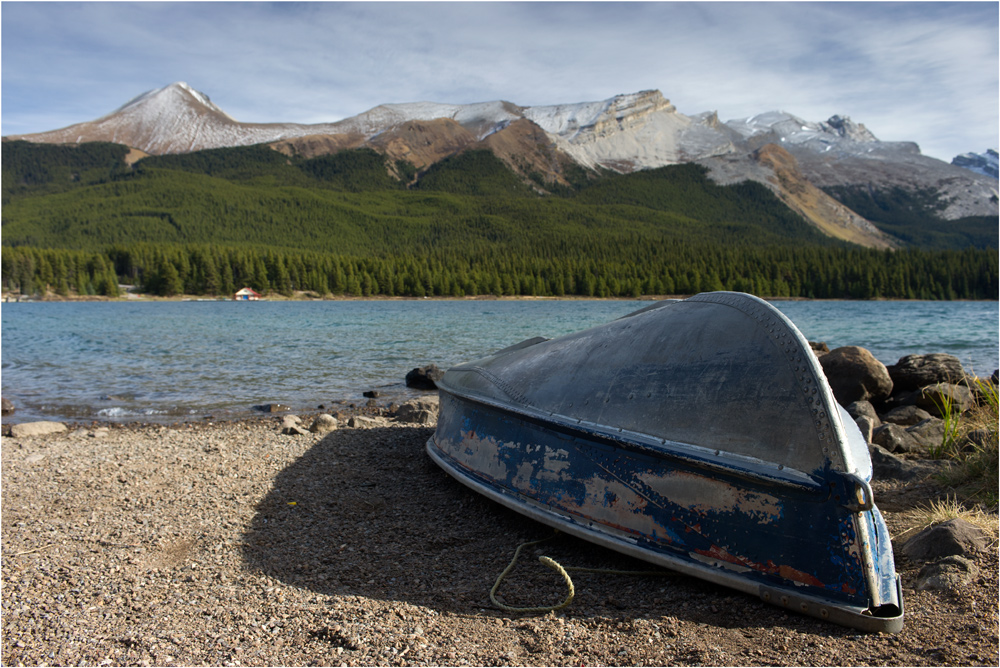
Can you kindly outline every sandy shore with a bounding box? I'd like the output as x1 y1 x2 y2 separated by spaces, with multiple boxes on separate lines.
2 416 997 666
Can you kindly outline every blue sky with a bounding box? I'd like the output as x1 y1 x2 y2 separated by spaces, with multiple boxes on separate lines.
2 1 997 162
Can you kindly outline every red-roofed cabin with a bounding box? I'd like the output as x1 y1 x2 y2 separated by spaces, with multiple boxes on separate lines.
234 287 262 301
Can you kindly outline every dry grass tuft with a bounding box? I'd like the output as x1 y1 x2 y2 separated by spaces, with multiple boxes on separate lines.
894 496 999 548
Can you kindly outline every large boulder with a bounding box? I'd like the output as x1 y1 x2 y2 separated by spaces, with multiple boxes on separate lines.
405 365 445 390
887 354 967 393
819 346 893 405
10 421 67 438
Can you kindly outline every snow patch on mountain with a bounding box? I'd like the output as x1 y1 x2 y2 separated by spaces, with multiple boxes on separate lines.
340 100 523 140
725 111 880 152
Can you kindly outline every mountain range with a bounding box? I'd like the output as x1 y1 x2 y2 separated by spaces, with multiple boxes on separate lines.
5 82 998 251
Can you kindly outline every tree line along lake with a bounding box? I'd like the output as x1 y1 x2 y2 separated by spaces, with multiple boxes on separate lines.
1 298 997 424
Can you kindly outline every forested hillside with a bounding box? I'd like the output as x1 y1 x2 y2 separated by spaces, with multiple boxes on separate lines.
2 140 996 300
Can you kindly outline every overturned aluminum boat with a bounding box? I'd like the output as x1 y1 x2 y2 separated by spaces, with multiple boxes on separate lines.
427 292 903 632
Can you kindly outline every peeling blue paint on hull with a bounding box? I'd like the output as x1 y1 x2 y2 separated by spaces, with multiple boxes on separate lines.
426 292 903 632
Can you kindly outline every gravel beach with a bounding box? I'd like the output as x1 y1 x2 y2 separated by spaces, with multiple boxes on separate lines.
2 413 997 666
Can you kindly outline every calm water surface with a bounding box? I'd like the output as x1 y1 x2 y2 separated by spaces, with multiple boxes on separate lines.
2 298 997 424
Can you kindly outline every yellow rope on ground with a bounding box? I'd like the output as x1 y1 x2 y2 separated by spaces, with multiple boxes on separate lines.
489 531 677 614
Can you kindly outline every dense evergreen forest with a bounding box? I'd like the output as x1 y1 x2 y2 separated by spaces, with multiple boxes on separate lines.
2 140 996 300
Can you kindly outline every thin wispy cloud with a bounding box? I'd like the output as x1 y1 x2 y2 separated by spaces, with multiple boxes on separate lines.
2 1 996 161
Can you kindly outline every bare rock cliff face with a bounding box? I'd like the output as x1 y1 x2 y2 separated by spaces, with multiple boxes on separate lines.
367 119 478 171
270 133 367 160
535 91 722 172
478 118 583 188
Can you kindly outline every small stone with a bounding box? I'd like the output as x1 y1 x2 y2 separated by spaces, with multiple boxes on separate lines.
916 555 979 591
309 414 338 434
10 421 68 438
280 415 308 435
394 396 440 424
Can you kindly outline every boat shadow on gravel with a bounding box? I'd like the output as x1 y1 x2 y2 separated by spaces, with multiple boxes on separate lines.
241 425 844 634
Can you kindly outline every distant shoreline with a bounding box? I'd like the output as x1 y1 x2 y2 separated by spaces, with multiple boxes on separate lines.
2 290 994 304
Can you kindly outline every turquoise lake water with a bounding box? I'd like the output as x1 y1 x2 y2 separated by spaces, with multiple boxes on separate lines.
1 298 997 423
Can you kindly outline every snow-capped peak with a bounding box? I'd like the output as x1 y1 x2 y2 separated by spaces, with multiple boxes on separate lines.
110 82 231 121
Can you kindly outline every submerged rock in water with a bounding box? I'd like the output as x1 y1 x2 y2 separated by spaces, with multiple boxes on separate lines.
253 403 292 413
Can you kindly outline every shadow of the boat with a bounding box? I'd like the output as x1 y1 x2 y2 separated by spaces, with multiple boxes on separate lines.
241 426 838 633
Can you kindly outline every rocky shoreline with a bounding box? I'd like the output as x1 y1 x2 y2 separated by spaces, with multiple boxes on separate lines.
2 351 998 666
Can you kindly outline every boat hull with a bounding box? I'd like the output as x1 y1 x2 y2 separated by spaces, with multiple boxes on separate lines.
428 392 902 632
426 292 903 632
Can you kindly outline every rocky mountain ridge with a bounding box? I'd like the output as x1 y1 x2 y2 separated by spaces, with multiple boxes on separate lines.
6 82 997 249
952 149 999 179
